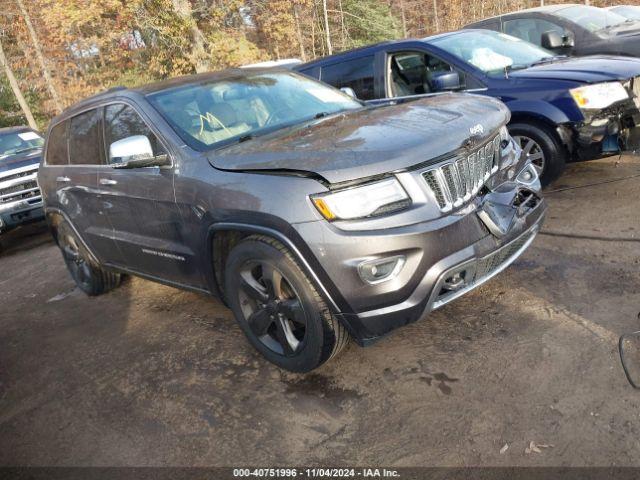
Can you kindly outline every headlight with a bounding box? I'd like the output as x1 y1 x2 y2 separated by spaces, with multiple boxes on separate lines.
570 82 629 110
311 177 410 221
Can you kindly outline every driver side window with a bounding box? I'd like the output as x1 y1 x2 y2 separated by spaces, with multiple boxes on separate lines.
104 104 165 165
388 51 467 98
504 18 567 46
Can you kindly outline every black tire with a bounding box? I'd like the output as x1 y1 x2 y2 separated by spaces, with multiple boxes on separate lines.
509 121 567 187
55 220 121 296
225 235 349 372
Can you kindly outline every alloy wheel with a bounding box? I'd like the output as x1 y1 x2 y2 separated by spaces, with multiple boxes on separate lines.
513 135 545 177
61 235 92 290
237 261 308 356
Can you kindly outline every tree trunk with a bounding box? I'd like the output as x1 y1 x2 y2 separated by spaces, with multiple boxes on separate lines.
399 0 408 38
16 0 63 113
0 38 37 130
322 0 332 55
171 0 209 73
433 0 440 31
338 0 346 49
292 4 307 62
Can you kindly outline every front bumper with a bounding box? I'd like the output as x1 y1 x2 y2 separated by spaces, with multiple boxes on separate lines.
337 198 545 345
294 156 546 345
0 198 44 232
565 84 640 156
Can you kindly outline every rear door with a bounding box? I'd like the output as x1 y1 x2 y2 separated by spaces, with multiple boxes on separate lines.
98 102 196 286
318 55 377 100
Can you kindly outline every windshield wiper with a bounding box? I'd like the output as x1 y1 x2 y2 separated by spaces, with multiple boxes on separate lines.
314 111 330 119
528 55 566 67
505 64 529 72
13 147 41 154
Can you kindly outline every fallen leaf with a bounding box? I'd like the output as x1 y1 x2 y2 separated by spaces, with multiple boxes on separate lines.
500 443 509 454
525 441 554 454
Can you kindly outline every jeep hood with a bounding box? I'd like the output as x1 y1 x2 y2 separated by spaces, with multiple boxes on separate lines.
509 55 640 83
0 149 41 175
207 94 509 185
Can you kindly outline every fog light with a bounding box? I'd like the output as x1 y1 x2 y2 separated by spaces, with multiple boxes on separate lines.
358 255 405 285
442 271 467 291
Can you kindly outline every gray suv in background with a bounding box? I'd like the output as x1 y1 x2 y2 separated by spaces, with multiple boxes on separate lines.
38 69 546 372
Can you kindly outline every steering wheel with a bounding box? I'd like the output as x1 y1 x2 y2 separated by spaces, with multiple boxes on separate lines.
264 107 291 127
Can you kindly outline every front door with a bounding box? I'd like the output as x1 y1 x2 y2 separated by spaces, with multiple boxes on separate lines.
62 107 119 263
98 102 197 287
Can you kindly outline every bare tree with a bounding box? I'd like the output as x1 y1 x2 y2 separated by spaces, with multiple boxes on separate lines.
433 0 440 31
399 0 408 38
16 0 62 113
0 36 37 129
292 3 307 61
322 0 333 55
171 0 210 73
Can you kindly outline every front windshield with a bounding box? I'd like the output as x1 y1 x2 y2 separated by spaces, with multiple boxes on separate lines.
148 72 362 151
430 30 553 75
0 130 44 162
610 6 640 21
554 5 628 32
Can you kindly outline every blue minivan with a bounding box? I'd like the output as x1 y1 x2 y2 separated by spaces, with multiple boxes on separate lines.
295 29 640 184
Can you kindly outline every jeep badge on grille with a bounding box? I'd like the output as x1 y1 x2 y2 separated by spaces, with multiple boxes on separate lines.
469 124 484 136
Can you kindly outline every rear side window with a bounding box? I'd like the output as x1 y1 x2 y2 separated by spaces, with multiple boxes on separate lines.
68 109 104 165
321 56 375 100
104 104 165 165
45 122 69 165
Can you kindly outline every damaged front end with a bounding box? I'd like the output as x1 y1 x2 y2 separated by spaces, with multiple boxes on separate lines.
566 77 640 157
425 138 544 310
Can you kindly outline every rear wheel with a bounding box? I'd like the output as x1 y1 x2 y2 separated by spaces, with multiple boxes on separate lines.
55 221 122 296
510 122 567 187
225 235 349 372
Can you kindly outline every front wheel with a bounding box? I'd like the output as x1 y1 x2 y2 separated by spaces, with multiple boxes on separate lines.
224 235 349 372
510 122 567 187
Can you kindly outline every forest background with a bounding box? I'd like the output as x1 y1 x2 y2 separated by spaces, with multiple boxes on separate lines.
0 0 632 129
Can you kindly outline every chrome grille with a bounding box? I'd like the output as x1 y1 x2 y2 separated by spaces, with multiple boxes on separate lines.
422 135 501 211
0 165 41 204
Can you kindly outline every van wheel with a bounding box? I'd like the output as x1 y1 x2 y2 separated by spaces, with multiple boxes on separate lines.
225 235 349 372
55 221 122 296
510 122 566 187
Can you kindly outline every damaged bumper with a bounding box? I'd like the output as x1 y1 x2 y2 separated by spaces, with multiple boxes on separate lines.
564 80 640 155
294 142 546 345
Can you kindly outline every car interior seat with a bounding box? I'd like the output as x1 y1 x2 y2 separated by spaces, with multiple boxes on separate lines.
390 57 414 97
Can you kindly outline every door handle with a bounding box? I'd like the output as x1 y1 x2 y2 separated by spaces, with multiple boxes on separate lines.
99 178 118 186
56 176 70 183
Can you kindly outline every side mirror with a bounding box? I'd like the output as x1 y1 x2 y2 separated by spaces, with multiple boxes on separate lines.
620 331 640 389
340 87 358 99
431 71 461 92
564 34 575 48
541 30 564 50
109 135 170 169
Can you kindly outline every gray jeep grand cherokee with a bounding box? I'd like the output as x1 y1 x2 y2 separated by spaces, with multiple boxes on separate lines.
38 69 546 372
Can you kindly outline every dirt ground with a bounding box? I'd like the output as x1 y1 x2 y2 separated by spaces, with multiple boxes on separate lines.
1 155 639 467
